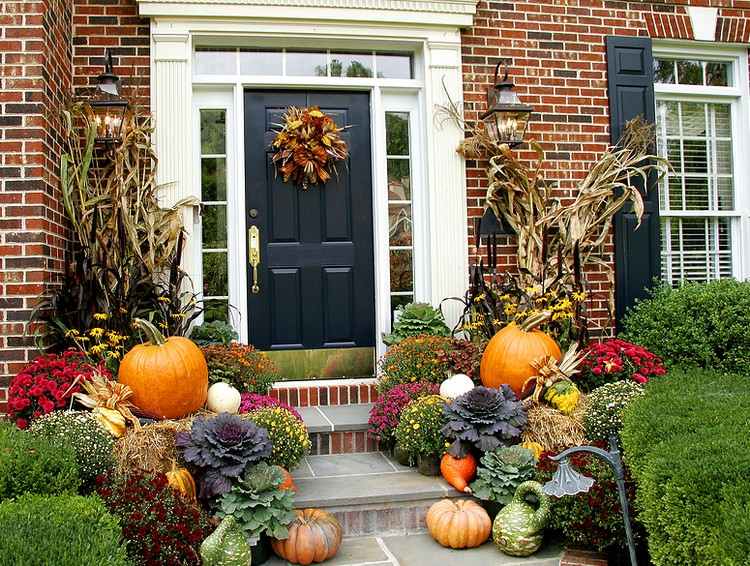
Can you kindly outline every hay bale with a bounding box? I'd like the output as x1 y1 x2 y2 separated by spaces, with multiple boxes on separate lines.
114 414 200 475
521 397 587 452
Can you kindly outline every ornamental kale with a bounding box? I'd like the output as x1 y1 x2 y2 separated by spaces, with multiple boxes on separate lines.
176 413 272 499
382 302 451 346
218 462 295 544
470 445 537 505
442 386 526 457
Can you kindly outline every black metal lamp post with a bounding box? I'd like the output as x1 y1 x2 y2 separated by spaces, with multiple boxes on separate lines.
90 49 129 146
542 435 639 566
480 60 534 148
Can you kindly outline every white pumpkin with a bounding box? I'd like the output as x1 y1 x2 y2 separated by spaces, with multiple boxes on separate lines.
206 382 241 414
439 374 475 399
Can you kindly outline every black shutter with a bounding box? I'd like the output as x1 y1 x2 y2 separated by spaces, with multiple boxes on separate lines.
606 36 659 326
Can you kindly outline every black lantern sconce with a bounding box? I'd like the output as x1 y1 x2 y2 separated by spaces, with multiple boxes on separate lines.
90 49 129 146
542 436 639 566
474 207 514 274
480 60 534 147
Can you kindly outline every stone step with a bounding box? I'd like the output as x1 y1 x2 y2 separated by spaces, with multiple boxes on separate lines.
298 403 378 455
266 534 564 566
290 452 467 537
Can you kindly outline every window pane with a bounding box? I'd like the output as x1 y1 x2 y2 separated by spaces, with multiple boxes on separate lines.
713 104 731 138
286 51 328 76
677 60 703 85
683 177 709 211
389 203 412 247
200 110 226 154
661 217 733 284
681 102 706 137
203 252 228 296
201 158 227 201
390 294 413 325
387 159 411 200
240 49 283 75
194 49 236 75
682 139 707 173
390 249 413 292
706 61 730 86
376 53 413 79
386 112 409 155
330 53 373 77
202 205 227 248
654 59 675 84
204 299 229 323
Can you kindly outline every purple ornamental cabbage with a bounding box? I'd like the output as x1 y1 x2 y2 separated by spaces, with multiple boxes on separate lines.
441 385 527 457
176 412 272 499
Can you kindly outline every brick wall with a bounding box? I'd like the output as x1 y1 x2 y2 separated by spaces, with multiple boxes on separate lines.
0 0 73 412
461 0 750 331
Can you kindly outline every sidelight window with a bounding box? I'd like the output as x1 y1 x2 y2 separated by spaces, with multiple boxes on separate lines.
199 109 230 322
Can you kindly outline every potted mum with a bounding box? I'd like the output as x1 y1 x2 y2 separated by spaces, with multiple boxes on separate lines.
394 395 448 475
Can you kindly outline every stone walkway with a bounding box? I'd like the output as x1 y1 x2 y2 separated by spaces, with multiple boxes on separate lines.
266 535 563 566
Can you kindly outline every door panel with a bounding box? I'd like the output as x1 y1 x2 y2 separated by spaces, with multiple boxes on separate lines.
245 90 375 351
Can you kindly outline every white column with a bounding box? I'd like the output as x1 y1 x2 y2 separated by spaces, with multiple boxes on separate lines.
424 42 469 330
151 32 198 287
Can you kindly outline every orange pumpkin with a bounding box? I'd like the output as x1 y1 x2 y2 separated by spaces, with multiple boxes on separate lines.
426 499 491 549
118 318 208 420
271 509 342 565
279 467 298 493
440 453 477 493
166 461 196 501
480 313 561 398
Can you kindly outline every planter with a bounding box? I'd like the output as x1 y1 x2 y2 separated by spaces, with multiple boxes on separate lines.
251 534 272 565
417 454 441 476
393 443 412 467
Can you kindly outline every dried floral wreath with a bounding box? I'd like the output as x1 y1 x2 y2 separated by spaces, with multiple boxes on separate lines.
271 106 349 190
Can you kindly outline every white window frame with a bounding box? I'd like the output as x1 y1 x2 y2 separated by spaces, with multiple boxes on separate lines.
653 42 750 282
190 41 430 356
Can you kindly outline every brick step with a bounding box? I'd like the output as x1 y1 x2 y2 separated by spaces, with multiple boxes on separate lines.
298 403 378 455
290 452 467 537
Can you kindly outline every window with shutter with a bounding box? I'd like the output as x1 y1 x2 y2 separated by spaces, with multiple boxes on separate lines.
653 48 749 285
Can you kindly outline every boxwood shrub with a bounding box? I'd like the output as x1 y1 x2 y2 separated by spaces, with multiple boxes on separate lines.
621 368 750 566
0 421 80 501
0 493 130 565
621 279 750 373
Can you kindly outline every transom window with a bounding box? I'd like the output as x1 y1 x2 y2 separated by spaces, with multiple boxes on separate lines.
194 48 413 79
654 50 747 285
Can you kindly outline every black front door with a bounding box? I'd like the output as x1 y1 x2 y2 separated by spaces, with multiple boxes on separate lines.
244 91 375 351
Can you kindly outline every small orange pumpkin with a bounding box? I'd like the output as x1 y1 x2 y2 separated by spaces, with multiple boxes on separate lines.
166 460 196 501
426 499 491 549
118 318 208 419
271 509 342 565
278 467 298 493
440 453 477 493
480 313 561 398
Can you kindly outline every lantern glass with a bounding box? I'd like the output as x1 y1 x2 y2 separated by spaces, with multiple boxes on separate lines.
90 93 128 145
480 64 534 147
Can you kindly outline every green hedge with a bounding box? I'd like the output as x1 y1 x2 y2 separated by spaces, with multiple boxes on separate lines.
621 279 750 373
0 421 80 501
0 494 130 565
621 368 750 566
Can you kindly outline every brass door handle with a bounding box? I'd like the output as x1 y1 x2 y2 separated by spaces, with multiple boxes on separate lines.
248 225 261 294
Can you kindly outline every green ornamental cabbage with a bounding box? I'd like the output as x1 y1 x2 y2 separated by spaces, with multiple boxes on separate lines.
382 302 451 345
470 445 537 505
200 515 253 566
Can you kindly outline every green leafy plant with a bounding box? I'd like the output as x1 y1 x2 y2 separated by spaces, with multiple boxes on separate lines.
376 335 453 394
621 368 750 566
394 395 448 461
383 302 451 346
442 386 527 457
0 494 129 566
30 410 114 490
248 407 311 470
583 381 644 443
190 320 238 346
470 445 536 505
218 462 296 544
622 279 750 373
203 343 280 393
0 421 80 501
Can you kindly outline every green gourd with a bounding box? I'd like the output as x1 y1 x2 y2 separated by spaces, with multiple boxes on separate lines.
200 516 252 566
492 480 550 557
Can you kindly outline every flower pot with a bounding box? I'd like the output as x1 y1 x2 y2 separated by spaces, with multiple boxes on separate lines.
251 534 272 565
417 454 441 476
393 442 412 467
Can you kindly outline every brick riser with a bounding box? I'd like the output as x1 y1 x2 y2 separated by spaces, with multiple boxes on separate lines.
308 430 380 456
327 501 435 537
271 382 378 407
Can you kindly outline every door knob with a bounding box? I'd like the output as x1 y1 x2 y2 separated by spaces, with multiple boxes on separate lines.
248 225 261 294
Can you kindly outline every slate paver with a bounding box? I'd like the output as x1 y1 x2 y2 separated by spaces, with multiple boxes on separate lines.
317 403 373 431
297 406 332 433
306 452 395 477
